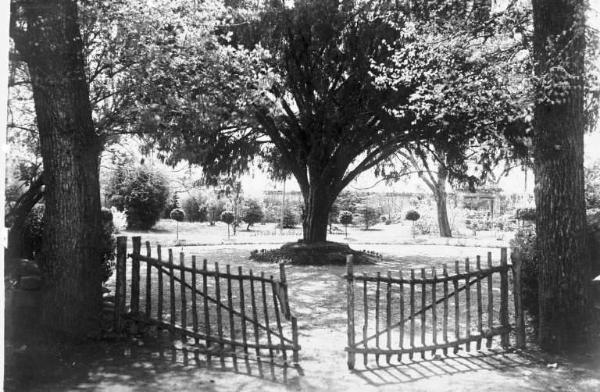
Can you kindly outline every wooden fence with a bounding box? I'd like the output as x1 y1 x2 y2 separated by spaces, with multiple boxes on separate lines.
344 248 525 369
114 236 300 364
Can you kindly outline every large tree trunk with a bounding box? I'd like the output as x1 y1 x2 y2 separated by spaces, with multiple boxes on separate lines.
532 0 590 351
302 180 335 243
13 0 103 338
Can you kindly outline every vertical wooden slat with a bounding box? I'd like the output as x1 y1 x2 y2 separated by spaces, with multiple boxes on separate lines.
512 250 526 349
214 262 225 360
279 263 290 319
398 270 404 362
346 255 356 369
420 268 426 359
386 271 392 364
476 256 483 350
131 237 141 315
203 259 211 352
191 257 199 344
272 277 287 362
261 272 274 360
363 274 369 366
114 236 127 331
486 252 494 348
238 266 248 356
180 253 187 341
443 264 449 356
157 245 163 322
431 267 437 356
500 248 509 348
249 270 261 358
227 265 236 353
465 258 471 352
145 242 152 318
375 272 381 364
453 260 460 354
292 316 299 363
168 249 176 336
409 269 415 360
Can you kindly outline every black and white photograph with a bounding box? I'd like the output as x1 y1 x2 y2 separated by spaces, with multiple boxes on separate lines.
2 0 600 391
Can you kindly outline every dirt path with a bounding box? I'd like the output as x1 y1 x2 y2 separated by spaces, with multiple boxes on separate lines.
5 245 600 391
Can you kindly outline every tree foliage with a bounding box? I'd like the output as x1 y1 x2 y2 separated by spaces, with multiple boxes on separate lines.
242 199 264 230
105 164 170 230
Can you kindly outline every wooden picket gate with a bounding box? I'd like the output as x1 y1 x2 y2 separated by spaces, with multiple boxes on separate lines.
114 236 300 364
344 248 525 369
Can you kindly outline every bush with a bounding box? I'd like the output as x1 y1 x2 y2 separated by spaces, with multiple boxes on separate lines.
515 208 536 222
170 208 185 222
162 193 180 219
23 205 115 283
100 207 116 283
510 227 539 321
22 204 45 259
181 192 208 222
282 208 298 228
358 205 380 230
105 164 169 230
339 210 353 226
405 210 420 221
221 210 235 225
110 207 127 233
242 199 264 230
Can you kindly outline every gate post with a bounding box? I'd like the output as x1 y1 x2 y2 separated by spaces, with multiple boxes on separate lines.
346 255 356 369
131 236 141 315
511 249 526 349
500 248 510 348
114 236 127 331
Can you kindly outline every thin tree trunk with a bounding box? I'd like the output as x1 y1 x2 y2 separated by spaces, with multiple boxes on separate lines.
6 173 45 258
434 169 452 238
12 0 103 338
532 0 591 351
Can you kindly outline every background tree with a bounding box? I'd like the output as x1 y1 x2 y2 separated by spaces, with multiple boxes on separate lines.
170 208 185 241
585 160 600 210
405 209 420 238
221 210 235 239
9 0 104 337
242 199 264 230
531 0 593 350
339 210 353 238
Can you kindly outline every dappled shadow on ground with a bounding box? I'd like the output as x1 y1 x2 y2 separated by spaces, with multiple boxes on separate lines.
351 349 533 386
4 338 303 392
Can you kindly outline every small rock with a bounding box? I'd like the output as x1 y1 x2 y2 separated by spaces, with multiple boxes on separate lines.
547 362 558 369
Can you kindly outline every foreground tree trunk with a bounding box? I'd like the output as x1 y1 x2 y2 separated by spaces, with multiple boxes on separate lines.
532 0 591 351
6 173 45 258
11 0 103 338
302 179 335 243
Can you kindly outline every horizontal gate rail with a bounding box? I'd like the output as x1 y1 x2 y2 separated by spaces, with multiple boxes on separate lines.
345 248 525 369
114 236 300 364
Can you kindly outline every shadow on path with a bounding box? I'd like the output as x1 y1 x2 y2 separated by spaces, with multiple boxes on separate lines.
350 349 534 387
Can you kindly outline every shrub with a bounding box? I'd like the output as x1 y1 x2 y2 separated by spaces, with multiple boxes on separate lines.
358 205 380 230
510 227 539 322
170 208 185 222
206 198 226 225
22 204 45 259
100 207 116 283
105 164 169 230
110 207 127 233
282 207 298 228
405 210 420 221
515 208 536 222
242 199 264 230
339 210 353 236
23 205 115 283
181 192 208 222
